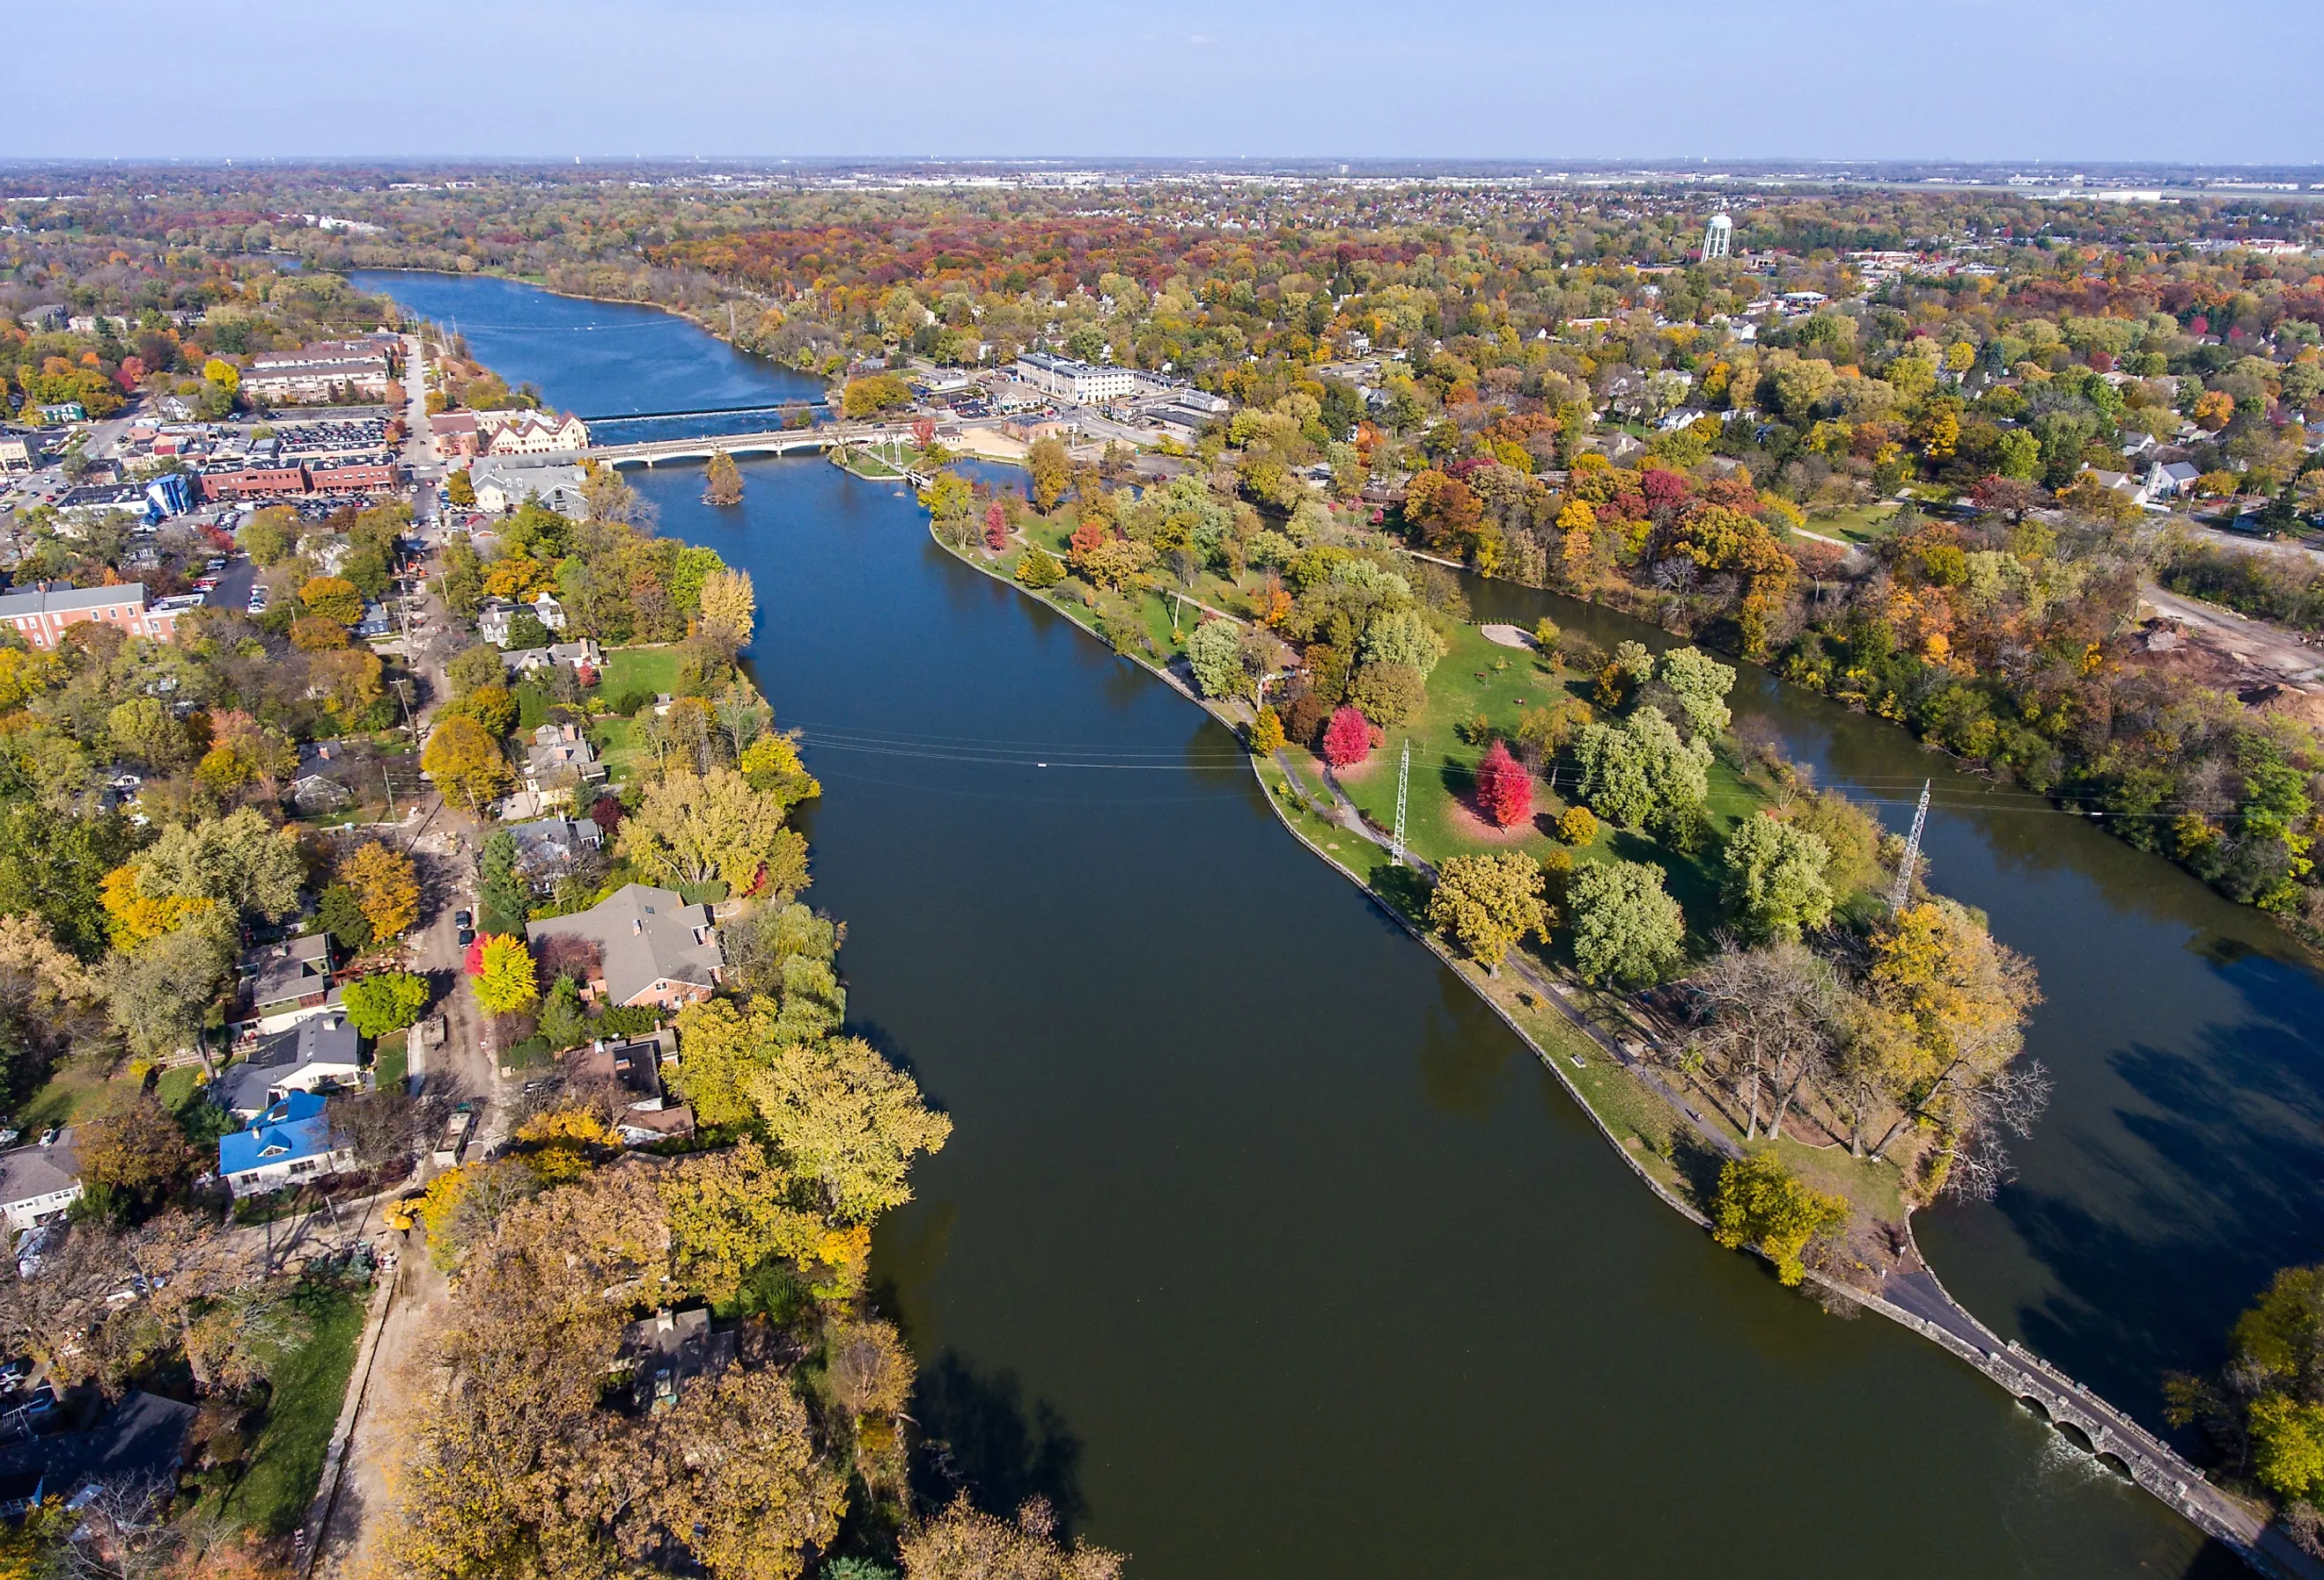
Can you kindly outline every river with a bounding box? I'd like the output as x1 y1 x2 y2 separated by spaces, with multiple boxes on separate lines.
356 271 2319 1577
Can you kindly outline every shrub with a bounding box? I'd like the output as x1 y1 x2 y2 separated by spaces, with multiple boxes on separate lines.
1555 805 1599 846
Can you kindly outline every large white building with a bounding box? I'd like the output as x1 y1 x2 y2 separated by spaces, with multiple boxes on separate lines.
1012 350 1139 404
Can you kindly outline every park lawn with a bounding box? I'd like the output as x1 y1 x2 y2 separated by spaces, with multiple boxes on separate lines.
596 645 680 703
1804 502 1901 544
215 1279 367 1538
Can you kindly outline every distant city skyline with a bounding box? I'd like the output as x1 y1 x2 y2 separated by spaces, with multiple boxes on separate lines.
16 0 2324 165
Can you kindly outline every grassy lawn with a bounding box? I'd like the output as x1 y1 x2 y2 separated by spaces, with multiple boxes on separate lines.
214 1279 367 1538
16 1055 144 1132
592 714 643 783
595 645 680 704
155 1066 204 1113
373 1032 408 1092
1803 501 1901 544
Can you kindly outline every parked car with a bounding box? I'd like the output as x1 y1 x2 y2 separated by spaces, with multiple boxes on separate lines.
456 925 474 948
452 909 472 930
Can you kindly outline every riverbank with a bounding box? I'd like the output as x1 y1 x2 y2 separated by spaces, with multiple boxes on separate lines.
923 512 2309 1576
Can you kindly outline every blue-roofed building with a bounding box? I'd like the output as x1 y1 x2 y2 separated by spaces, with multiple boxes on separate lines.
217 1091 352 1198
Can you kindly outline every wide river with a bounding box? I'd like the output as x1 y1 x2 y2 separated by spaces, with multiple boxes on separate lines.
360 272 2324 1577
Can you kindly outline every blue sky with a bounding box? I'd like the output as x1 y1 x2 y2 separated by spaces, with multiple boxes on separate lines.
12 0 2323 164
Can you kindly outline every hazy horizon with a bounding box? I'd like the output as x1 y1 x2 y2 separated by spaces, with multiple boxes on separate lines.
18 0 2323 165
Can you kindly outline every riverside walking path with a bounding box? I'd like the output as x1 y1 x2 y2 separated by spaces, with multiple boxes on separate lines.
1283 741 2312 1576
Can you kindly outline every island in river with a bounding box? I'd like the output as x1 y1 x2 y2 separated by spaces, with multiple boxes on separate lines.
361 268 2314 1580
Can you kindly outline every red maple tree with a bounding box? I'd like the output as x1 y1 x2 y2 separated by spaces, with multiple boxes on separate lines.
984 501 1008 550
1322 705 1372 768
1474 739 1533 827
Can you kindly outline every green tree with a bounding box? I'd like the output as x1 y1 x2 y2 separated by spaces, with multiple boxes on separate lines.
1357 606 1447 678
1711 1152 1849 1286
747 1035 953 1223
315 884 372 951
478 830 528 937
445 643 506 699
142 808 304 922
100 913 235 1059
1568 860 1687 986
1015 546 1064 589
1651 647 1736 743
1721 814 1835 943
536 974 591 1051
672 996 775 1128
1427 851 1550 973
1573 707 1710 830
343 971 430 1038
239 506 297 566
1184 620 1247 701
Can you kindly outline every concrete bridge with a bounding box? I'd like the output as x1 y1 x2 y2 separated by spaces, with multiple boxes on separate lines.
580 422 915 470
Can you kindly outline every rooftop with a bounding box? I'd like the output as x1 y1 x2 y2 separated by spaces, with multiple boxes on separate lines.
526 884 721 1006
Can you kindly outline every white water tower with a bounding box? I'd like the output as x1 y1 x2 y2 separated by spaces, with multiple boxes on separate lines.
1703 213 1732 261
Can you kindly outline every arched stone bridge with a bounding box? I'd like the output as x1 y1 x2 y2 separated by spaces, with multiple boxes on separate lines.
581 421 913 469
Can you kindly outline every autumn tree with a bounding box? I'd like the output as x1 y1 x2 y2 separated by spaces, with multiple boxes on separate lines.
299 575 364 626
141 809 305 922
902 1495 1125 1580
1247 704 1285 755
1473 739 1533 827
471 934 539 1015
1427 851 1549 972
1027 437 1071 511
698 567 757 643
77 1097 198 1209
703 449 744 505
342 840 420 942
1322 704 1371 768
1185 619 1247 701
617 767 807 895
423 716 512 813
748 1035 953 1222
1711 1152 1849 1287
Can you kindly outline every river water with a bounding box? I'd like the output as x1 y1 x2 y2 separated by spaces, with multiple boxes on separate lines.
357 272 2324 1577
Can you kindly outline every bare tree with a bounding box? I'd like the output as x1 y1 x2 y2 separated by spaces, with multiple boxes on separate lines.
1681 938 1842 1140
1932 1060 2053 1201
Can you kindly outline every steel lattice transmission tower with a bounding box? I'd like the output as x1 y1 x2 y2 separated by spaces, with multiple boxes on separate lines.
1392 739 1410 865
1888 780 1931 912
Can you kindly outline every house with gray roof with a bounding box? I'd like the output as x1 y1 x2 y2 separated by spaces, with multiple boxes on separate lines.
526 884 723 1009
524 722 605 797
0 1134 82 1232
237 934 342 1034
219 1010 364 1119
507 814 602 893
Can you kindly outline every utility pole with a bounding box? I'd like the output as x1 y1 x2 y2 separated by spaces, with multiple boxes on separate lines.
1888 779 1931 912
1392 739 1410 865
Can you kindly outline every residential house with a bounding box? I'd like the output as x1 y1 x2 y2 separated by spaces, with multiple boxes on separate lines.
0 1133 81 1232
2143 459 2203 503
217 1091 354 1197
237 934 342 1035
613 1307 734 1414
507 815 603 893
218 1011 364 1120
524 722 605 797
477 598 518 647
0 583 190 650
531 592 567 631
568 1027 694 1145
526 884 724 1010
500 636 604 680
0 1392 198 1518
